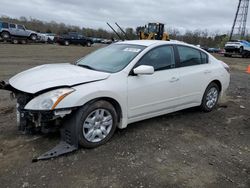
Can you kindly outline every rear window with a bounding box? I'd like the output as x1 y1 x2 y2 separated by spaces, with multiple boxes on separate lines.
3 22 8 28
0 22 8 28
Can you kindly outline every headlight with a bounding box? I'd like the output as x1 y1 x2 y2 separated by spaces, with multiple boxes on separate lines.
25 88 75 110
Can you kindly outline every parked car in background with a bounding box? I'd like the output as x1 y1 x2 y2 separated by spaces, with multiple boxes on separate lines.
207 48 221 53
0 21 37 40
0 40 230 160
38 33 56 43
90 37 103 43
56 32 93 46
101 39 113 44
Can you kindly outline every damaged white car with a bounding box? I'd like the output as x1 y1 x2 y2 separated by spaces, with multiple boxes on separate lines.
0 40 230 160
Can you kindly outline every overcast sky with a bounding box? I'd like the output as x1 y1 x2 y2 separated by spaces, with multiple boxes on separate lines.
0 0 249 33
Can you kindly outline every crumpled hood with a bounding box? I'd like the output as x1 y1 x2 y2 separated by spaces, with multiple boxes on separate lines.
9 63 110 94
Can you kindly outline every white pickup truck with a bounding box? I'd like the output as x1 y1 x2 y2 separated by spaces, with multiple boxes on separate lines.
224 40 250 58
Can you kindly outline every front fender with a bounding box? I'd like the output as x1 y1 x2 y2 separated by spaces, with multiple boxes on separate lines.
55 79 128 129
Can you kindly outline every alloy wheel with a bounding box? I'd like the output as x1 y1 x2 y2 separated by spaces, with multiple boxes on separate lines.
83 108 113 143
206 87 218 109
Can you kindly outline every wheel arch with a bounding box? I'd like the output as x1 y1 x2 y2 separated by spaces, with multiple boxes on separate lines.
29 33 37 36
83 97 123 125
209 80 222 92
1 30 10 34
1 30 10 37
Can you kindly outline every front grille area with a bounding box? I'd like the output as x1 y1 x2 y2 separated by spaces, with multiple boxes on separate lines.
16 93 33 132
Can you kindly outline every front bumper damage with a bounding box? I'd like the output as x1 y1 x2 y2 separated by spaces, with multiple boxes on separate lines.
1 81 79 161
224 46 241 53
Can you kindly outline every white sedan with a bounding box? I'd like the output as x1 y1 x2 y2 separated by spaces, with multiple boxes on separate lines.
0 40 230 158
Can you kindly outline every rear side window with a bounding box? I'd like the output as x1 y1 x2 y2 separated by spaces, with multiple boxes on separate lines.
177 45 209 67
9 24 16 28
2 22 8 28
201 51 208 64
135 45 175 71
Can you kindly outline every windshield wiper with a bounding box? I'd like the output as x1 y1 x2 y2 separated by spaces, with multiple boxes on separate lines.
77 64 96 70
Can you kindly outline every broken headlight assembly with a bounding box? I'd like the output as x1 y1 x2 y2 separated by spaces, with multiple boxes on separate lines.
25 88 75 110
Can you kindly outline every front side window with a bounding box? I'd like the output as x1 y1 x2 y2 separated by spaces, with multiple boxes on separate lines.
17 25 25 30
9 24 16 28
177 46 203 67
77 44 145 73
135 45 175 71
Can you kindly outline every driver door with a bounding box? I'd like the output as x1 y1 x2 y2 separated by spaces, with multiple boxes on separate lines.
127 45 180 119
16 25 26 36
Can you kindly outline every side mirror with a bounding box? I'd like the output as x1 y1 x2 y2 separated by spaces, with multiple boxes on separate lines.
133 65 154 75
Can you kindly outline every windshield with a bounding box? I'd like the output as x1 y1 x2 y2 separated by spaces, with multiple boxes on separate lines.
148 24 157 33
77 44 146 73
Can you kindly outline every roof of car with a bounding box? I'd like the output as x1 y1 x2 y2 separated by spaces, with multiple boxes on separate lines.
116 40 186 47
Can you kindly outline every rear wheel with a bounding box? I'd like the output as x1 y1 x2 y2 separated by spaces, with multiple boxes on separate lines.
239 46 244 54
64 40 69 46
86 41 91 47
76 100 118 148
1 31 10 39
200 83 220 112
224 53 232 57
21 39 27 44
12 39 19 44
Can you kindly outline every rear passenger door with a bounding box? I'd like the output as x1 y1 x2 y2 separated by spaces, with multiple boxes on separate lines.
9 24 17 36
175 45 211 105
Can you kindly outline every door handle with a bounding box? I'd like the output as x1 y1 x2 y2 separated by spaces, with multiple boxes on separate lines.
204 70 212 74
170 77 179 82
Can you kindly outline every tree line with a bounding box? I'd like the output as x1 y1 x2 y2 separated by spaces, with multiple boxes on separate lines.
1 16 249 48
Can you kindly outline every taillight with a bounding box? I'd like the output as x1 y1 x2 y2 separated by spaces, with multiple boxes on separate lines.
220 61 230 73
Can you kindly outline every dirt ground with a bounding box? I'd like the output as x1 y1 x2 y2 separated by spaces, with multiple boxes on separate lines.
0 44 249 188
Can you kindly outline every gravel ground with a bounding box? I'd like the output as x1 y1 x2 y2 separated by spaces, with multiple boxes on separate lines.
0 44 249 188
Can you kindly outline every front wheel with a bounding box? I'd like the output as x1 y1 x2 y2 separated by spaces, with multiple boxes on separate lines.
30 34 37 41
200 83 220 112
86 41 91 47
64 40 69 46
76 100 118 148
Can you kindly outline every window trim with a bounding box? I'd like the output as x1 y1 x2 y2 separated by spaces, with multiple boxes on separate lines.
129 44 177 75
174 44 209 68
17 25 25 30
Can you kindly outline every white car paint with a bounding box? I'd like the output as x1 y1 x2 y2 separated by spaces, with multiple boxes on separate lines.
9 63 110 93
9 40 230 129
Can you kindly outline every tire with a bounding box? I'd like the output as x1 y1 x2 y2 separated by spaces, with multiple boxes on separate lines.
86 41 91 47
224 53 232 57
21 39 27 44
1 31 10 39
30 34 37 41
12 39 19 44
64 40 69 46
239 46 243 54
76 100 118 148
200 83 220 112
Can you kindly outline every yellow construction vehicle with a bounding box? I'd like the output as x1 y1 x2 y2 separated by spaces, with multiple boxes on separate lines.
138 23 170 41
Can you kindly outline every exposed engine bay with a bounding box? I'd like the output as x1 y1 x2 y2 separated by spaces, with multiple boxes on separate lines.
0 80 79 161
